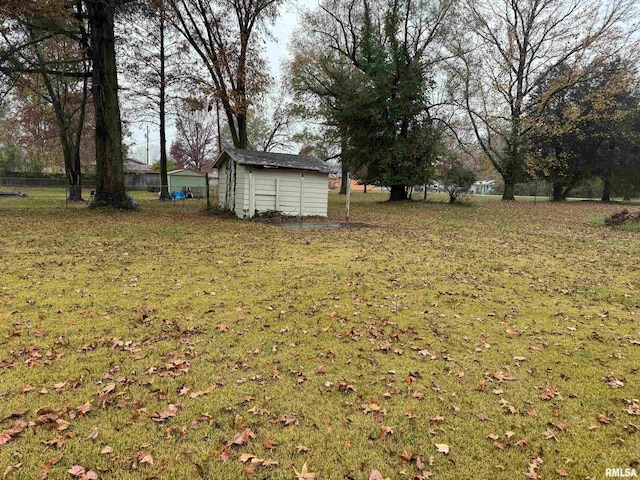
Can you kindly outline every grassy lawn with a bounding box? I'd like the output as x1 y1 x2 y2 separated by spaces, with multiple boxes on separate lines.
1 189 639 479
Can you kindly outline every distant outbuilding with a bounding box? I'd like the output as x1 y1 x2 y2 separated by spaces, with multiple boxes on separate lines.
214 148 333 218
167 169 208 198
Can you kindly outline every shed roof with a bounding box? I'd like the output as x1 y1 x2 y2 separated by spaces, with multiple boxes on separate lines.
215 148 334 174
168 169 206 177
124 158 153 173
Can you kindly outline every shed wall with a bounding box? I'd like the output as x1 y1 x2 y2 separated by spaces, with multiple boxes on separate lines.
168 172 207 197
217 160 328 218
248 169 327 218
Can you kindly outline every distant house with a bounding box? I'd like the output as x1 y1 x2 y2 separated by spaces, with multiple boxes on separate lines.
469 180 496 195
214 148 333 218
168 169 208 197
328 175 381 192
124 158 160 190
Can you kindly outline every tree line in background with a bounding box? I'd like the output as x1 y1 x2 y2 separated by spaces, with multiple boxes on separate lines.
0 0 638 207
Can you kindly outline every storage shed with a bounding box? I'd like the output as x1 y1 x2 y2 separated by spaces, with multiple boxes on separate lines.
214 148 333 218
167 169 208 197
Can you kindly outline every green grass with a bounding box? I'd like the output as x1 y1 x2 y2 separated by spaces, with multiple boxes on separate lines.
1 188 639 479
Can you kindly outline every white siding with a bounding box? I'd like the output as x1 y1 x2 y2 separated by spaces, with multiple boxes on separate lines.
301 172 329 216
248 169 328 218
219 159 328 218
218 163 228 209
235 165 249 218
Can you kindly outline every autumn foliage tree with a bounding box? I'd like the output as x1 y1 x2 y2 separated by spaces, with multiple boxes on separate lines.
1 0 138 207
167 0 284 149
120 0 188 200
0 1 91 200
454 0 639 200
529 60 640 201
169 101 218 172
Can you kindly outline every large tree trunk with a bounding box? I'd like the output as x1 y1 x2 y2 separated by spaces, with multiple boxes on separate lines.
158 11 170 201
552 182 565 201
502 175 516 201
339 135 348 195
502 177 516 201
237 114 248 149
601 175 612 202
389 185 407 201
87 0 129 208
339 164 348 195
68 147 83 202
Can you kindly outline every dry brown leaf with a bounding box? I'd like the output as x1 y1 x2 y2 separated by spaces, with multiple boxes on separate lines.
231 427 256 446
239 453 255 463
279 413 298 426
86 427 98 441
262 438 278 449
380 425 394 440
138 450 154 465
369 470 390 480
597 414 614 424
294 462 316 480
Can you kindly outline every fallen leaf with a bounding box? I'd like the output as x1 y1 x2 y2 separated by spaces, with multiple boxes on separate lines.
86 427 98 441
598 414 614 424
399 451 413 462
262 438 278 449
279 413 298 426
435 443 450 454
369 470 390 480
137 450 153 465
67 465 85 477
231 427 256 446
380 425 394 440
239 453 255 463
625 402 640 415
540 385 562 401
604 375 624 389
294 462 316 480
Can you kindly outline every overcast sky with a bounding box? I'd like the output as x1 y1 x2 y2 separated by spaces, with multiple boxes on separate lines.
128 2 317 163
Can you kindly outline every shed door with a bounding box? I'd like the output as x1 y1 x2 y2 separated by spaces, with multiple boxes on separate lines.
252 173 278 214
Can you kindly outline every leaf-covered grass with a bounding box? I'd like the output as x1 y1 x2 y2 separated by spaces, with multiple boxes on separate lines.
1 189 639 479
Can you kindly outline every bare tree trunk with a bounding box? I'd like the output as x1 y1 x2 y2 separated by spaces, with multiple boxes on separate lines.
601 175 612 202
389 185 407 201
158 10 171 200
87 0 128 208
69 58 89 202
237 114 248 149
339 163 348 195
339 134 348 195
552 182 564 201
502 177 516 201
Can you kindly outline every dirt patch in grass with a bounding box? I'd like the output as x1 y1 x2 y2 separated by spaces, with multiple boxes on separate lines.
0 190 639 479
